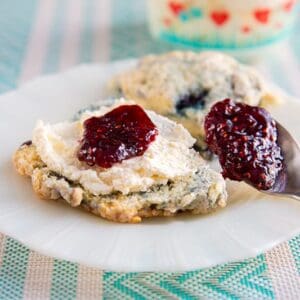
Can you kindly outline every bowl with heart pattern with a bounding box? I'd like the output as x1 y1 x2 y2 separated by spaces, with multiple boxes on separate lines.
147 0 298 52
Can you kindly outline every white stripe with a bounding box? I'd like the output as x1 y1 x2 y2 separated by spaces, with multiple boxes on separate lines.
19 0 57 83
93 0 111 62
19 2 56 298
76 265 103 300
23 251 54 300
59 0 83 70
266 242 300 299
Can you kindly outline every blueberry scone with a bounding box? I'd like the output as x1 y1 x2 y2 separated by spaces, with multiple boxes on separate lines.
13 100 227 223
108 51 279 156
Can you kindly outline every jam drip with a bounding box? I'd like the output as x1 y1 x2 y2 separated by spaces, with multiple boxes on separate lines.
78 105 158 168
204 99 284 190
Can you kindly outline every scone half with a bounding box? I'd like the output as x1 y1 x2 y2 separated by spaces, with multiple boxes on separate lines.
13 102 227 223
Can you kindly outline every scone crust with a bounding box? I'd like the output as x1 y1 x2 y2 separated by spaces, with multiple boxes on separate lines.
13 144 227 223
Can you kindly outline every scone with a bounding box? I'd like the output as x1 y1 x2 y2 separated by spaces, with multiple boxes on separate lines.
13 100 227 223
108 51 279 156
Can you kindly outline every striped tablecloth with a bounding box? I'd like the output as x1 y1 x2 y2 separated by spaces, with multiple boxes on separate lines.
0 1 300 299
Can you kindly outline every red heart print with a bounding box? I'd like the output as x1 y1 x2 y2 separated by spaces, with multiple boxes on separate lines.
254 9 270 24
163 18 172 27
169 1 185 15
210 11 230 26
242 25 251 34
283 0 294 12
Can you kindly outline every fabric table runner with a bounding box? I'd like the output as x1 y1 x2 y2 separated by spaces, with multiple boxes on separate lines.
0 0 300 298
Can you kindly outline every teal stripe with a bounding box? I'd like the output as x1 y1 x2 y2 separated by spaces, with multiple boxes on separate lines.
217 262 248 283
159 280 198 300
111 0 140 60
113 273 146 300
0 0 39 93
160 26 293 51
104 272 173 299
43 0 67 73
289 237 300 275
177 270 201 283
80 0 93 62
202 282 239 300
50 259 78 300
0 238 30 299
104 271 115 280
240 264 274 299
110 0 173 60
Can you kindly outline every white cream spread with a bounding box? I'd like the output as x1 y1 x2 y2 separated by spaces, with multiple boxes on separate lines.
32 101 203 195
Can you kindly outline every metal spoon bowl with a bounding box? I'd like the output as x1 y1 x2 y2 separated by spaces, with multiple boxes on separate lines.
264 122 300 199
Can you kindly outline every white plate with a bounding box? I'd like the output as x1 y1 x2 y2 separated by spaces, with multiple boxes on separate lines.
1 60 300 272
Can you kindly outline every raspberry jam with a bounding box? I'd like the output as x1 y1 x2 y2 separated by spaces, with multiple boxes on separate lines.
204 99 284 190
77 105 158 168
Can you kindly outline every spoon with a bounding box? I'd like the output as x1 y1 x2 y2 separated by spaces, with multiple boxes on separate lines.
265 122 300 199
204 98 300 199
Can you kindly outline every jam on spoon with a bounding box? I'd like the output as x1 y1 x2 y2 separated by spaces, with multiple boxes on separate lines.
78 105 158 168
204 99 284 190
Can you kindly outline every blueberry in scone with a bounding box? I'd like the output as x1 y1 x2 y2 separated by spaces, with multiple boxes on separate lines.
13 100 227 223
108 51 279 157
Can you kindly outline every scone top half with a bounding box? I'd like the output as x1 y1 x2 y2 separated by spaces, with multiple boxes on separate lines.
13 100 227 223
108 51 279 154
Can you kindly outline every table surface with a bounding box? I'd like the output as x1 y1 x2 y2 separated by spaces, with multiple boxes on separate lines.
0 0 300 299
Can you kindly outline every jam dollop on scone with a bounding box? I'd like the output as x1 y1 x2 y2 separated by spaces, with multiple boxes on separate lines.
205 99 284 190
77 105 158 168
108 51 279 157
13 100 227 223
